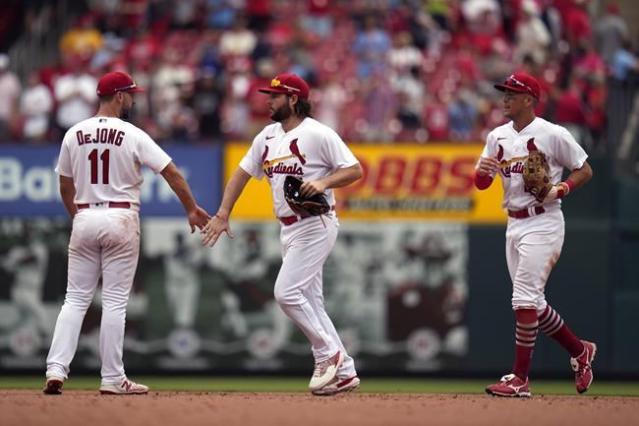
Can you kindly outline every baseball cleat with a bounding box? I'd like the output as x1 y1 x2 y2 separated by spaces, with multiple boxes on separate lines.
43 376 65 395
99 378 149 395
308 350 344 391
571 340 597 394
312 375 360 396
485 374 531 398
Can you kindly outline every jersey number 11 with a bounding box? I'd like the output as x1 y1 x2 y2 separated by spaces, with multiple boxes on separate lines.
88 149 110 184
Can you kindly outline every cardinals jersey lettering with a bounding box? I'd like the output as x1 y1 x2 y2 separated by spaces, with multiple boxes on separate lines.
55 116 172 205
479 117 587 210
240 117 359 217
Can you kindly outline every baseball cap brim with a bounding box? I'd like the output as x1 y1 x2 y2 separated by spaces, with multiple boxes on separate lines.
494 83 529 95
97 86 145 96
258 87 292 95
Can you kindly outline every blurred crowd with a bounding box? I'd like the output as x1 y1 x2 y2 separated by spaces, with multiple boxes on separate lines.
0 0 637 149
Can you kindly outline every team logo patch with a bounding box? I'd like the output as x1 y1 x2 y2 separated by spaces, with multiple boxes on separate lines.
262 138 306 178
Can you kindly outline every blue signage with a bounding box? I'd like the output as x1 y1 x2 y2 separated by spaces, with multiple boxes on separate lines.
0 145 222 217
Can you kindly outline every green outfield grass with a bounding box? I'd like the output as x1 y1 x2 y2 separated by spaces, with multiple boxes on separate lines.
2 377 639 396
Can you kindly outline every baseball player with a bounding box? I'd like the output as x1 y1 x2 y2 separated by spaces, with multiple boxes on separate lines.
2 226 49 338
475 71 595 397
164 232 203 331
43 71 210 395
202 73 362 396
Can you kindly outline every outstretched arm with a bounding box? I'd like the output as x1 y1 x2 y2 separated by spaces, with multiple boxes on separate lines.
202 167 252 247
161 162 210 232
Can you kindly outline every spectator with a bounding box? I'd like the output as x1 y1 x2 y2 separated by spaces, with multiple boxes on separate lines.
448 89 478 141
152 48 196 138
219 15 258 58
301 0 333 39
246 0 272 32
315 74 348 134
0 53 21 141
245 59 275 138
53 59 98 134
391 66 425 128
387 32 423 72
555 79 588 146
395 91 423 140
170 0 201 29
573 40 606 94
59 14 104 62
564 0 591 49
610 39 639 82
90 32 126 71
584 74 606 151
515 0 551 66
221 56 252 139
461 0 504 56
352 15 391 79
123 30 161 72
361 72 397 142
19 71 53 142
205 0 237 29
423 90 450 141
192 66 225 142
594 2 627 66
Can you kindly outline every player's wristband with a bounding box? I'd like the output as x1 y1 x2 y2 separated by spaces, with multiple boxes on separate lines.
474 171 493 190
556 180 573 199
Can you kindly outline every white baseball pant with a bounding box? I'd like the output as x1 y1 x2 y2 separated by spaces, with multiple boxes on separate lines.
274 214 357 379
46 206 139 385
506 208 565 312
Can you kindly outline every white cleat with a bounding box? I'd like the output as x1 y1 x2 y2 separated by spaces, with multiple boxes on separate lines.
43 376 65 395
308 351 344 391
312 375 360 396
99 378 149 395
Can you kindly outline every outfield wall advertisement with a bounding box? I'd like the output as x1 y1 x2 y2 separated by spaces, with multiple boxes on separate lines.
0 218 468 373
227 143 506 223
0 145 222 217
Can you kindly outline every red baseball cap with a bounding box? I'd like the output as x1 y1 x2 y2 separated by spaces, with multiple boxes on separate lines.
97 71 145 97
494 72 540 100
258 73 310 99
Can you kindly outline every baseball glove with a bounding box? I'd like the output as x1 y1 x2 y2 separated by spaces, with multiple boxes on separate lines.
283 175 330 217
523 142 552 203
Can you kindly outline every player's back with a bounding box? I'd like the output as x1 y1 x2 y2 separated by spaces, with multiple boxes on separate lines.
61 116 150 205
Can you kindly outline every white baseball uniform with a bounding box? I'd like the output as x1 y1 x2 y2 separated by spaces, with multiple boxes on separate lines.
240 117 359 379
47 116 171 385
164 234 202 329
3 238 49 334
479 117 587 311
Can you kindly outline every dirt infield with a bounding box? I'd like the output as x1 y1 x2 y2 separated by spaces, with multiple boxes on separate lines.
3 390 638 426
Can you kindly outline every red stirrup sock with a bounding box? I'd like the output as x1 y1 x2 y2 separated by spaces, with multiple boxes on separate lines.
538 305 585 357
512 309 538 380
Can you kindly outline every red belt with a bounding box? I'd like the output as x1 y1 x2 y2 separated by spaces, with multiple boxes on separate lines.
278 206 335 226
508 206 545 219
77 202 131 210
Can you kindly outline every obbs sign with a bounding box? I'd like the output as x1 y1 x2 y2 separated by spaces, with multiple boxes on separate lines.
227 143 506 223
